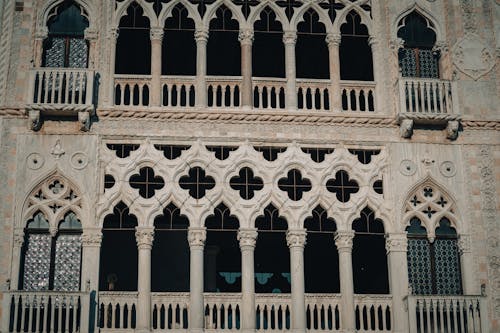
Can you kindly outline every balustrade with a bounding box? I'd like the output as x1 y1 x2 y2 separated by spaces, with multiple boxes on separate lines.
204 293 241 330
354 295 392 332
1 291 88 333
207 77 242 108
114 75 151 107
253 78 287 110
340 81 376 112
98 291 138 332
29 68 94 107
398 78 457 115
407 295 489 333
161 76 196 108
297 79 331 111
305 294 342 331
151 292 190 332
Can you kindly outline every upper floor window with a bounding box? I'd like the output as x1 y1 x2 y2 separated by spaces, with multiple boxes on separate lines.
42 0 89 68
397 12 438 78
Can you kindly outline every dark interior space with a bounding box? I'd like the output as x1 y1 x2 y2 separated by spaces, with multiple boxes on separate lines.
253 7 285 78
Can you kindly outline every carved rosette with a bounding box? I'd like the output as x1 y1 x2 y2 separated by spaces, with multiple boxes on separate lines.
385 233 408 253
13 229 25 247
458 234 472 254
286 229 307 249
82 230 103 247
283 31 297 45
188 227 207 248
194 30 209 43
135 227 154 250
238 30 254 45
334 230 354 251
237 228 258 249
326 33 341 47
150 27 164 41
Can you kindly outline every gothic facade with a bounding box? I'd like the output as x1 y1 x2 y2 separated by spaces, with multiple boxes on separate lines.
0 1 498 333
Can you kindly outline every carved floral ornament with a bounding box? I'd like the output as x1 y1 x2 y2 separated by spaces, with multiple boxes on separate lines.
135 227 155 248
286 229 307 248
237 228 258 248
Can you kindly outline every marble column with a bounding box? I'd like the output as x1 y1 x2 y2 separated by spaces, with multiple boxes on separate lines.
239 29 254 109
368 36 384 113
108 28 119 106
283 31 297 110
33 27 48 67
84 28 99 69
334 230 355 333
458 234 475 294
188 227 207 333
195 30 209 108
9 228 24 290
135 227 154 333
326 33 342 111
385 233 409 333
287 229 307 333
80 229 102 333
150 27 164 106
238 228 258 333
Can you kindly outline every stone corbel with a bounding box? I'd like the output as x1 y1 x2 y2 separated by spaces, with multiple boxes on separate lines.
446 120 459 140
400 119 413 138
78 111 91 132
28 110 41 131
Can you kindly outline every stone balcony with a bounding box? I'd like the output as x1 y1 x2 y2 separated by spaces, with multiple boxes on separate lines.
1 291 490 333
397 77 461 139
26 67 96 131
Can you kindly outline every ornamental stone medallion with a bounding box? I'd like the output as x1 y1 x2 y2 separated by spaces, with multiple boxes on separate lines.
452 33 495 80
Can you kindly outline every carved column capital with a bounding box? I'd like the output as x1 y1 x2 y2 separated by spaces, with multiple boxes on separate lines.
135 227 155 250
458 234 472 254
368 36 379 47
433 41 448 54
150 27 164 41
283 31 297 45
195 29 209 43
188 227 206 248
35 26 49 40
385 233 408 253
108 28 120 40
326 33 341 47
84 28 99 40
238 228 258 249
334 230 354 251
238 29 254 45
286 229 307 249
13 229 24 247
82 229 103 247
389 38 404 52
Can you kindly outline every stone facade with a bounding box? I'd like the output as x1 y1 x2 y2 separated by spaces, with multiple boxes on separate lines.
0 0 499 333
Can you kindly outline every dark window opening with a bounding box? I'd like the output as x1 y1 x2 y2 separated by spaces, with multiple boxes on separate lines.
100 202 138 291
154 144 191 159
352 207 388 294
296 9 329 79
254 146 287 161
152 203 190 292
208 5 241 76
206 145 238 160
304 206 339 293
278 169 312 201
339 11 373 81
107 143 140 158
253 7 285 78
129 167 165 199
407 218 462 295
179 167 216 199
163 4 196 75
104 174 116 192
233 0 259 19
190 0 216 17
326 170 359 203
301 147 335 163
116 2 151 74
373 180 383 195
255 204 290 293
230 167 264 200
397 12 438 78
42 0 89 68
319 0 345 23
204 204 241 292
348 149 380 164
276 0 302 20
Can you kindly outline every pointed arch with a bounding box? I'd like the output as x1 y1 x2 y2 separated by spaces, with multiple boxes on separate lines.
203 0 246 29
290 2 333 32
38 0 94 30
158 0 202 28
393 4 443 43
247 0 290 31
114 0 159 28
333 6 372 36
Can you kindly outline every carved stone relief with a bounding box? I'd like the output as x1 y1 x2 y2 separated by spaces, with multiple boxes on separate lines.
452 33 496 80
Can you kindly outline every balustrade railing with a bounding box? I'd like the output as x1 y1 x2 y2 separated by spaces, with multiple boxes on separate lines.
354 295 392 332
297 79 331 111
204 293 241 330
407 295 489 333
152 292 189 332
207 76 242 108
340 81 376 112
253 78 287 110
98 291 138 332
1 291 89 333
305 294 342 331
114 75 151 107
161 76 196 107
398 78 458 115
28 68 94 107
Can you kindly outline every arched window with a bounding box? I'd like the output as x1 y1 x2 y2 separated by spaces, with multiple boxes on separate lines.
339 11 373 81
21 211 83 291
152 203 190 292
116 2 151 74
397 11 438 78
163 3 196 75
253 7 285 78
407 217 462 295
255 204 290 293
207 5 241 76
42 0 89 68
204 203 241 292
352 207 388 294
99 202 138 291
296 9 329 79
